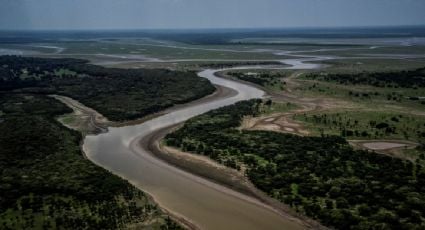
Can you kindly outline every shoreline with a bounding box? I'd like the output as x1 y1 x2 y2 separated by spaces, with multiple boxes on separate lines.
56 66 324 229
55 83 242 229
136 72 326 229
143 123 324 229
60 69 323 229
81 143 200 230
111 83 238 128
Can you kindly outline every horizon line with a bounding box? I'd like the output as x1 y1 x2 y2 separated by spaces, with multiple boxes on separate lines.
1 24 425 33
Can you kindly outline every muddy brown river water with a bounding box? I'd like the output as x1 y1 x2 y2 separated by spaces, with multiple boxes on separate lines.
83 61 324 229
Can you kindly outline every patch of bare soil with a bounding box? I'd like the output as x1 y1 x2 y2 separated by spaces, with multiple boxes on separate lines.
51 95 110 134
241 114 310 136
238 71 358 135
362 142 407 150
349 140 419 162
349 140 418 151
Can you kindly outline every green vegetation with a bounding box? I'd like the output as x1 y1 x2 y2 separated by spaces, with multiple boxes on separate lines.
311 58 425 74
11 41 281 60
260 100 299 115
199 61 281 68
294 111 425 142
0 55 215 121
305 67 425 88
304 46 425 58
226 71 287 90
293 75 425 112
0 94 181 229
165 100 425 229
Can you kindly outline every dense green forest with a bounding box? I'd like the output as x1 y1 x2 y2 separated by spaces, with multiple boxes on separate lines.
199 61 280 68
165 100 425 229
0 55 215 121
227 71 286 88
0 94 181 229
305 67 425 88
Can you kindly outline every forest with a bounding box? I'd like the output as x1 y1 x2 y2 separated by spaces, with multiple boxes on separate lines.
226 71 286 88
0 94 181 229
0 55 215 121
165 100 425 229
305 67 425 88
199 61 280 68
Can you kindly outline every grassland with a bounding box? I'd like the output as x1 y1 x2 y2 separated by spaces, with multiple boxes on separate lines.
311 58 425 73
300 45 425 57
291 77 424 111
294 110 425 142
261 101 299 115
0 41 282 60
289 65 425 142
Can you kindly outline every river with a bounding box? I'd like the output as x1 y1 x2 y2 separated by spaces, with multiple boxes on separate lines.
83 59 324 229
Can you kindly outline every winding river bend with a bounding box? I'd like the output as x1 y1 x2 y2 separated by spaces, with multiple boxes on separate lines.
83 59 324 230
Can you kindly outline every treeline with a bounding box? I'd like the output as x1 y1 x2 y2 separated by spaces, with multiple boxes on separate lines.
0 94 181 229
165 100 425 229
305 67 425 88
0 56 87 91
199 61 281 68
227 71 285 87
0 55 215 121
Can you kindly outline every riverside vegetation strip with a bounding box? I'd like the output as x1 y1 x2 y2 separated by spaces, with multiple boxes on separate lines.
0 56 215 121
0 94 181 229
165 99 425 229
0 56 217 229
162 64 425 229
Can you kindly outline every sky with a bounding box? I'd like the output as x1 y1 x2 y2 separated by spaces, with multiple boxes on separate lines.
1 0 425 30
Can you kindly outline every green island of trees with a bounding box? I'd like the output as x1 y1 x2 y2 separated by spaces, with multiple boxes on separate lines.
199 61 281 68
0 94 181 229
0 55 215 121
165 100 425 229
226 71 286 89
